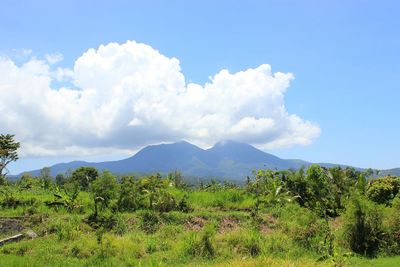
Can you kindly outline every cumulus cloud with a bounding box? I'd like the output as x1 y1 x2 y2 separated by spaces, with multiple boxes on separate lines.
45 52 63 65
0 41 320 157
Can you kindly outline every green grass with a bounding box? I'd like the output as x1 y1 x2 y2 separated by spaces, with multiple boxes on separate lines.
348 256 400 267
1 184 400 266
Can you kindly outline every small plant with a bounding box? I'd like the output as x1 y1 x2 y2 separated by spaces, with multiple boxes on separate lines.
48 217 80 241
69 244 95 259
178 194 193 213
146 238 158 254
113 214 128 235
140 210 160 234
98 236 116 259
242 231 262 257
182 228 216 259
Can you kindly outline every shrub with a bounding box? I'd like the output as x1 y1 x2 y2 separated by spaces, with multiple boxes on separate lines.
183 224 217 259
153 190 177 212
228 231 262 257
16 245 30 256
87 209 119 230
98 236 117 259
226 189 244 203
113 214 128 235
146 238 158 254
69 243 96 259
48 217 81 241
140 210 160 234
182 229 216 259
385 196 400 254
342 195 385 256
265 232 293 255
275 203 330 252
177 194 193 213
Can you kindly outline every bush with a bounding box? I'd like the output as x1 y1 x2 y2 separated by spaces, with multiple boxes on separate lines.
275 203 330 252
225 189 244 203
182 229 216 259
69 242 96 259
153 190 177 212
98 236 117 259
342 195 385 256
113 214 128 235
177 194 193 213
48 216 81 241
140 210 160 234
264 232 295 255
227 231 262 257
87 209 118 230
385 196 400 254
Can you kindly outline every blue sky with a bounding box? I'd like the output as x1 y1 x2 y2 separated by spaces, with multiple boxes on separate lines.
1 0 400 174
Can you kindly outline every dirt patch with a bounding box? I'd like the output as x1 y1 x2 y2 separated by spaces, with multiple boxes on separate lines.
264 214 277 225
127 217 136 224
218 217 240 233
260 214 277 235
184 217 207 231
126 217 137 230
260 224 273 235
329 216 342 230
0 219 24 235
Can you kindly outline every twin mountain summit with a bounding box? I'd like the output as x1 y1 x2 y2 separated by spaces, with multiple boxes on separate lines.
21 140 400 179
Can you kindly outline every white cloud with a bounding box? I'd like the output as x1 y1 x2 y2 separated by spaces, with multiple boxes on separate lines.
45 52 63 64
0 40 320 157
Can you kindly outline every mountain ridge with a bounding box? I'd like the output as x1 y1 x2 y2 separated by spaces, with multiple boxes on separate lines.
15 140 399 179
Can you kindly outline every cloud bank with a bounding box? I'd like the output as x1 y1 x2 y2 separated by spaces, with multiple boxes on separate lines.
0 41 320 157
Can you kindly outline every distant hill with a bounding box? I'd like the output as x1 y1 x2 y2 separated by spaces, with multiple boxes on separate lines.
16 140 399 180
379 168 400 177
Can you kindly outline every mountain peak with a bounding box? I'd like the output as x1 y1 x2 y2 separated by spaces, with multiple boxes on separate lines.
173 140 193 146
213 139 247 147
211 140 257 151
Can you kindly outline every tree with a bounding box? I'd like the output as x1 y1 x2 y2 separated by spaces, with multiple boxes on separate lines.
71 167 99 190
167 170 186 189
366 176 399 205
55 173 66 186
117 176 142 211
40 167 53 189
304 165 335 217
139 173 164 209
90 170 118 216
0 134 20 183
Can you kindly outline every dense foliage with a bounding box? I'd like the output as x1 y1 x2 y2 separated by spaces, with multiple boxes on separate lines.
0 164 399 266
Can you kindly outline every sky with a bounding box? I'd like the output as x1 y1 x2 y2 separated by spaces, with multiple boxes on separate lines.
1 0 399 174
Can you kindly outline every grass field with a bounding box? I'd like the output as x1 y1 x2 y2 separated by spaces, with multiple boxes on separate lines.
1 169 400 266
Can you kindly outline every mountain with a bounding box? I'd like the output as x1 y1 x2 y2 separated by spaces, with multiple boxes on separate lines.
16 140 399 180
379 168 400 177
